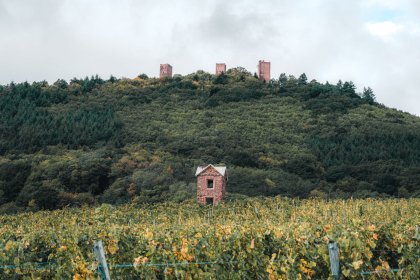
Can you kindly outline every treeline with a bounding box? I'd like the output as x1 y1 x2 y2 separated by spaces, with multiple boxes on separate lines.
0 68 419 213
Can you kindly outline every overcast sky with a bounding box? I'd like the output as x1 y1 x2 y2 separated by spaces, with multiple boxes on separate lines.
0 0 419 115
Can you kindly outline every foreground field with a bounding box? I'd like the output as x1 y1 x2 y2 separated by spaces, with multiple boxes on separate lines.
1 197 419 279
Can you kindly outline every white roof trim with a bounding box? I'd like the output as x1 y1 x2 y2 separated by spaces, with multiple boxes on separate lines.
195 164 227 179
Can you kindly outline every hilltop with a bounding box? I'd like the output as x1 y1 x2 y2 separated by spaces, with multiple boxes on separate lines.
0 68 419 213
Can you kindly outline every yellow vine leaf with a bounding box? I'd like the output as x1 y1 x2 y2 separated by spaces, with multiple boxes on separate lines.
352 260 363 269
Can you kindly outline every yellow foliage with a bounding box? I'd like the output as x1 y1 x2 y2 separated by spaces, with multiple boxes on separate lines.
1 197 419 278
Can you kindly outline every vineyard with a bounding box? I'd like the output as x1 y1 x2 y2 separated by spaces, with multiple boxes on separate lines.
1 197 420 279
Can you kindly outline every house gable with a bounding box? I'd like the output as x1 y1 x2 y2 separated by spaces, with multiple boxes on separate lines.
199 165 220 177
195 164 227 178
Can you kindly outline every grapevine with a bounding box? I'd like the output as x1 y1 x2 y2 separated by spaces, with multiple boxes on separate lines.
1 197 419 279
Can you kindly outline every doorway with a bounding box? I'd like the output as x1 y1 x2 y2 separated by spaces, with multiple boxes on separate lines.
206 197 214 205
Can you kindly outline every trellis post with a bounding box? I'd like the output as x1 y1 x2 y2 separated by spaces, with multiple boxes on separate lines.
328 242 340 280
93 240 111 280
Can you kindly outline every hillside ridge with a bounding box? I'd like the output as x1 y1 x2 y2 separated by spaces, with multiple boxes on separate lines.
0 68 419 213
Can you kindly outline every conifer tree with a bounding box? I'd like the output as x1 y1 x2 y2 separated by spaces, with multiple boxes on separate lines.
298 73 308 86
362 87 376 105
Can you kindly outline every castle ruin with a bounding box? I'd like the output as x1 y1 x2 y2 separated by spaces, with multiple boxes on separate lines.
257 60 270 82
216 63 226 75
160 64 172 78
157 61 271 80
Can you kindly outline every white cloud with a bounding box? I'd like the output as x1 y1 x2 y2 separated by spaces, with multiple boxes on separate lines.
365 21 404 40
366 0 402 9
408 22 420 35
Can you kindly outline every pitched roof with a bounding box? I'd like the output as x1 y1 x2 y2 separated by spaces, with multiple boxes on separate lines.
195 164 227 178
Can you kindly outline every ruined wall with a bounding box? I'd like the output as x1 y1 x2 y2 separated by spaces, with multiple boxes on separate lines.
257 60 270 82
160 64 173 78
197 166 226 205
216 63 226 75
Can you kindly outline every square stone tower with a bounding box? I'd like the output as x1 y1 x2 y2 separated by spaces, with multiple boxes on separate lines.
160 64 172 78
257 60 270 82
216 63 226 75
196 164 227 205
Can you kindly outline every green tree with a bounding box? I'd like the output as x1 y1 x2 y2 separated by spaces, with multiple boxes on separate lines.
298 73 308 86
214 72 229 85
35 185 59 210
108 75 117 83
362 87 376 105
398 187 409 198
279 73 288 86
342 81 358 98
227 66 250 76
138 74 148 80
336 80 343 91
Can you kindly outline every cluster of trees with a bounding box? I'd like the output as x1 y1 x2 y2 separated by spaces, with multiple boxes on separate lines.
0 68 419 213
0 80 121 155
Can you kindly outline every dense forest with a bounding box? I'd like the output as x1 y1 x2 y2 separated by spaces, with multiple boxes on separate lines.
0 68 419 213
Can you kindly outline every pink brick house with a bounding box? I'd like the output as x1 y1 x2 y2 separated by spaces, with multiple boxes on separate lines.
196 164 227 205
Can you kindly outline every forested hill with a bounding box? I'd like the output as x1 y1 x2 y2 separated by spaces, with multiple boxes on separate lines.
1 68 420 213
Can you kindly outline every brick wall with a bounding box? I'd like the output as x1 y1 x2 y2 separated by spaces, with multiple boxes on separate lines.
160 64 172 78
216 63 226 75
257 60 270 82
197 166 226 205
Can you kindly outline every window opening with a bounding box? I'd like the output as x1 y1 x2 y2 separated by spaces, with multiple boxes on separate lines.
207 179 213 189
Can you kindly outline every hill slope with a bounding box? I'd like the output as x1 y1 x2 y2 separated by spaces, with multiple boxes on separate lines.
0 70 419 212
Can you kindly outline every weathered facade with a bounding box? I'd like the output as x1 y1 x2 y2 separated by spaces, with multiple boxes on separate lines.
160 64 172 78
216 63 226 75
196 165 227 205
257 60 270 82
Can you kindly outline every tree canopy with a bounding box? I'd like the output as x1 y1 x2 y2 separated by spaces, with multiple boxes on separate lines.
1 70 419 213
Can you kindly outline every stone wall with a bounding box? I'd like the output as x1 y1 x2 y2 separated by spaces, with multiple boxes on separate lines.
160 64 172 78
197 166 226 205
257 60 270 82
216 63 226 75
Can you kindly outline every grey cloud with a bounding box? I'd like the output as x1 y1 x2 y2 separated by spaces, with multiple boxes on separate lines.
195 3 277 47
0 0 419 116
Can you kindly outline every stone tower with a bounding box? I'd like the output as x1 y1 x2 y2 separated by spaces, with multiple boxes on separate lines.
257 60 270 82
196 164 227 205
160 64 172 78
216 63 226 75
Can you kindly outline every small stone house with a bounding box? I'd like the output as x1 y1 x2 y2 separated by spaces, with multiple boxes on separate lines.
195 164 227 205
